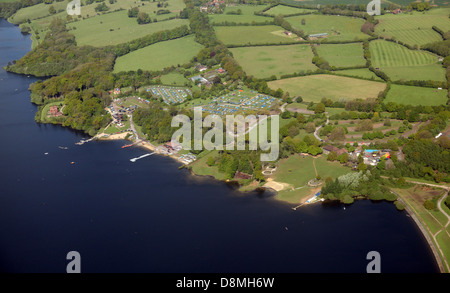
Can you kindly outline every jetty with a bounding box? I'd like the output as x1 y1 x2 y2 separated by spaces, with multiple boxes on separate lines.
75 137 95 145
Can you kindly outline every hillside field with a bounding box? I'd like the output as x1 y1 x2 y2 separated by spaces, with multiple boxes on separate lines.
333 68 383 81
315 43 366 68
268 74 386 103
208 5 270 24
384 84 447 106
114 35 203 72
230 44 317 79
286 14 369 42
214 25 300 46
370 40 446 82
263 4 316 16
375 8 450 47
71 10 189 47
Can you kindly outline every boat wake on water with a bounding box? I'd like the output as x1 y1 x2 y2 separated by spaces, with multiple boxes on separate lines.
130 152 155 162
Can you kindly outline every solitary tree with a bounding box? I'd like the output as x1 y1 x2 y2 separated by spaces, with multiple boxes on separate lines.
314 102 325 114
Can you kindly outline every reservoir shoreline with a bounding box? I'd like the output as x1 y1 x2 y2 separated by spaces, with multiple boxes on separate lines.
0 17 440 273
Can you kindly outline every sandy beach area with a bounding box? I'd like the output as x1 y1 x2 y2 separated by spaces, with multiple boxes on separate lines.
263 178 292 192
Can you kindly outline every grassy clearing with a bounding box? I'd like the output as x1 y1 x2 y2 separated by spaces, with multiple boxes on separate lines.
384 84 447 106
268 74 386 103
71 10 189 47
160 72 190 86
370 40 445 82
208 5 270 24
315 43 366 68
230 44 316 78
214 25 300 46
333 68 383 81
375 8 450 47
286 14 369 42
189 150 227 180
114 34 203 72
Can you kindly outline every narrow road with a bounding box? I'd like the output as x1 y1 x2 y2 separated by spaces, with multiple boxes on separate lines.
313 112 329 142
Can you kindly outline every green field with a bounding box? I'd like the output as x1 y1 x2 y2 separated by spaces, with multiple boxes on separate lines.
286 14 369 42
370 40 446 82
9 0 185 24
375 8 450 47
333 68 383 81
230 44 316 78
263 4 316 15
268 74 386 102
315 43 366 68
274 154 350 203
8 1 68 24
274 154 349 187
114 35 203 72
384 84 447 106
208 5 270 24
160 72 190 86
71 10 189 47
214 25 300 46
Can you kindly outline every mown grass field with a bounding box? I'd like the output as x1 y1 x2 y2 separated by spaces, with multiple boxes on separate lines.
274 154 350 188
263 4 316 15
375 8 450 47
114 34 203 72
315 43 366 68
333 68 383 81
230 44 316 78
286 14 369 41
71 10 189 47
268 74 386 103
370 40 445 82
274 154 350 204
384 84 447 106
208 5 270 24
214 25 300 46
